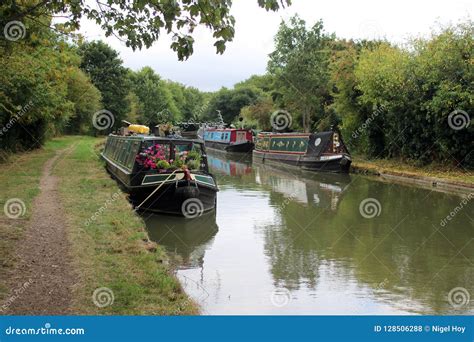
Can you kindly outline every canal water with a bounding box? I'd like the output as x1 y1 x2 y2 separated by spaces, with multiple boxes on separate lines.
143 151 473 315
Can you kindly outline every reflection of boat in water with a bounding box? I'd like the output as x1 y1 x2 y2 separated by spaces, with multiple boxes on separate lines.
207 152 252 177
143 211 219 269
254 163 351 211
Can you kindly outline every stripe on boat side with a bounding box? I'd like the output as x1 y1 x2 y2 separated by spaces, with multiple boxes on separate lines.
142 173 215 187
194 174 216 186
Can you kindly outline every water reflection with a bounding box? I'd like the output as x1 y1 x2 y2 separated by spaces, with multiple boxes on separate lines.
142 151 474 315
144 212 218 269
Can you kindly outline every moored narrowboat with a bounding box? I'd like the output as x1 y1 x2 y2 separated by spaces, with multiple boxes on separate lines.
203 128 254 153
101 131 218 216
253 130 351 173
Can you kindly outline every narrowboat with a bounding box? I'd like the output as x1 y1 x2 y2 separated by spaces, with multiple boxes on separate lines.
253 130 351 173
101 129 218 216
203 128 254 153
177 122 201 139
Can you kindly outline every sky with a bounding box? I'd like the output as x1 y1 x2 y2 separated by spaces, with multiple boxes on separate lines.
78 0 473 91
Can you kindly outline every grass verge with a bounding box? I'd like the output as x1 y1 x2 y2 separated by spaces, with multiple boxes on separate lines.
53 136 197 314
352 157 474 186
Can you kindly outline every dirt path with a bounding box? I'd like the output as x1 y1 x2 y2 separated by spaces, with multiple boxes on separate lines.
3 149 76 315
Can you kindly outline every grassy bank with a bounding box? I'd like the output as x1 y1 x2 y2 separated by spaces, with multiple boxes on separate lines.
1 136 197 314
0 137 75 300
352 157 474 187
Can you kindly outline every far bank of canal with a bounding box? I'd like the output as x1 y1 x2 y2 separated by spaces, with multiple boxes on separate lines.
142 151 473 315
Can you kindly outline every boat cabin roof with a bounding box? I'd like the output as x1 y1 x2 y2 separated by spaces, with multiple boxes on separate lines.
205 127 250 132
108 134 203 145
257 132 312 137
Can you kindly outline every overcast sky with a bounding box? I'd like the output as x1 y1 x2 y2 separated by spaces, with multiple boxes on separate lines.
78 0 473 91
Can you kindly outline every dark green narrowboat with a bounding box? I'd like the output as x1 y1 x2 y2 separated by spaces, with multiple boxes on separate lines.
253 130 351 173
101 134 218 216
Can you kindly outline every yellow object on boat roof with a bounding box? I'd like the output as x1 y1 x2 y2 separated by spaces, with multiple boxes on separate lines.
128 124 150 135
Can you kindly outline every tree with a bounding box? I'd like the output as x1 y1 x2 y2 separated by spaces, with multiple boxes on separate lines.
3 0 291 60
0 8 80 151
329 39 384 155
354 21 473 166
205 87 259 123
79 41 130 131
240 96 275 130
128 67 180 126
268 16 335 132
181 86 207 121
65 68 102 134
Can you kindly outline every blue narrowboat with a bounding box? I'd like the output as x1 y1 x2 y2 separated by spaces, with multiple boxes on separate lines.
203 128 254 153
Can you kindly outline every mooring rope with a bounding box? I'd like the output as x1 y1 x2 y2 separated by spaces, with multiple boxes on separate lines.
134 169 181 211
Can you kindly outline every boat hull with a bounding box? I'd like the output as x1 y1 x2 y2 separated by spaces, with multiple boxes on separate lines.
102 153 218 216
252 150 351 173
205 141 254 153
129 180 217 216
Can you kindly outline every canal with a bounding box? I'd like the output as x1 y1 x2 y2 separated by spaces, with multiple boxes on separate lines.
143 151 474 315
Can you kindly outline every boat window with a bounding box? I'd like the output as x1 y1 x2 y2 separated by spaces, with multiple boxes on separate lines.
119 139 130 164
113 139 122 160
174 142 204 170
125 141 140 169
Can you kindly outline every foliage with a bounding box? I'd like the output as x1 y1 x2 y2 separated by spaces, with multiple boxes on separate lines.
268 15 335 132
353 21 473 166
79 41 130 131
240 96 275 130
204 87 259 123
0 8 80 151
127 67 179 127
65 68 102 135
4 0 291 61
136 143 201 171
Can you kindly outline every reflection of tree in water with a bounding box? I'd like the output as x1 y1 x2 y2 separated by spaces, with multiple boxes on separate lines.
260 173 474 314
257 168 351 291
263 209 321 290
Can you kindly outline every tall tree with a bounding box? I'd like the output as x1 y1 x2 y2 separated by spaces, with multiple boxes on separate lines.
205 87 259 123
128 67 180 126
268 16 335 132
79 41 130 131
65 68 102 134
